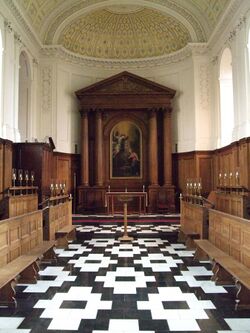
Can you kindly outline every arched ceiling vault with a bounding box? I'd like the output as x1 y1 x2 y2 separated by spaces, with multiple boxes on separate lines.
14 0 231 60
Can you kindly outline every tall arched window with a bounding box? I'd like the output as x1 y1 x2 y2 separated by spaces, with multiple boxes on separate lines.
219 48 234 147
18 51 31 141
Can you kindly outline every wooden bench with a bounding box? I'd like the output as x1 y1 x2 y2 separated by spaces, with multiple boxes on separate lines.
178 227 200 249
194 239 250 310
29 240 56 263
0 240 56 307
55 225 76 248
0 255 39 307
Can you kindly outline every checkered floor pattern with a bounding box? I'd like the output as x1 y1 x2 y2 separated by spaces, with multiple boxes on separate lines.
1 223 250 332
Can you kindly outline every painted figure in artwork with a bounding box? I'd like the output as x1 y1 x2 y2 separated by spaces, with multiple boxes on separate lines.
111 121 141 178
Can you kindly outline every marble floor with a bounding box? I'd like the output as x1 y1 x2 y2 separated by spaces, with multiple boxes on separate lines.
1 224 250 332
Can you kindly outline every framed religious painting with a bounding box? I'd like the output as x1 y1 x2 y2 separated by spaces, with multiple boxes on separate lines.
110 121 142 178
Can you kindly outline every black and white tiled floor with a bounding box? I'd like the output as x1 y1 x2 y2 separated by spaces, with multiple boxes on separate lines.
1 223 250 332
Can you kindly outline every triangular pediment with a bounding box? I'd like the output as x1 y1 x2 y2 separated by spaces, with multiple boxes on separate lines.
76 71 175 98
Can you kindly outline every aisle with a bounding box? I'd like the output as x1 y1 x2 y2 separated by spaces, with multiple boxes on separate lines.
0 224 249 332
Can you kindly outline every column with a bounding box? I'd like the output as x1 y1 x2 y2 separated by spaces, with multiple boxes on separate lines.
95 110 103 186
148 109 158 185
163 108 172 185
81 111 89 186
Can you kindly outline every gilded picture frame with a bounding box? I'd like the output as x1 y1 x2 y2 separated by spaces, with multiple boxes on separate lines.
110 121 142 179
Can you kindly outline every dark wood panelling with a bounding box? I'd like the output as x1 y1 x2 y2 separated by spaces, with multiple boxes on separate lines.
0 139 13 201
13 143 80 205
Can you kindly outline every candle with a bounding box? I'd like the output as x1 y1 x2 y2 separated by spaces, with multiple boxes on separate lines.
143 185 145 192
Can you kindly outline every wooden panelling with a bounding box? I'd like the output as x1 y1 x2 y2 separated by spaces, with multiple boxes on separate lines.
12 142 80 209
173 151 213 197
215 192 250 218
43 199 72 241
180 199 208 238
0 210 42 265
0 139 13 202
174 138 250 214
3 140 13 193
209 209 250 268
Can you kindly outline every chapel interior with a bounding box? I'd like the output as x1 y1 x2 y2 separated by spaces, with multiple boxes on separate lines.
0 1 250 332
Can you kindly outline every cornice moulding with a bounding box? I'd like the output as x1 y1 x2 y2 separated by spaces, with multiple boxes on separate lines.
40 43 208 69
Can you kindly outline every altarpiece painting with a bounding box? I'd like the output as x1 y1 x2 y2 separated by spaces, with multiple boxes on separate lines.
111 121 141 178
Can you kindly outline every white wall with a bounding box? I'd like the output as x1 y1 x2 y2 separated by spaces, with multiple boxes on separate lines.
1 0 250 154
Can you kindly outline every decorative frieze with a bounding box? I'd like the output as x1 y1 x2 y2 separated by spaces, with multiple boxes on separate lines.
41 66 52 114
40 43 208 69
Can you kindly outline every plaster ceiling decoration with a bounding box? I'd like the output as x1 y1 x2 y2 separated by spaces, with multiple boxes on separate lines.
14 0 231 60
58 7 191 59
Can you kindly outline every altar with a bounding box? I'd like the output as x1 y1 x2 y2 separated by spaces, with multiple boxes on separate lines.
105 191 148 215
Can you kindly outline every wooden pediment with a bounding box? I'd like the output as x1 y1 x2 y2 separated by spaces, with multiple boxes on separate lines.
75 71 176 111
76 71 175 97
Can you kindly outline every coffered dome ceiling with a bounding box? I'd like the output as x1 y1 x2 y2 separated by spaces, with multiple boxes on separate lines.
14 0 231 60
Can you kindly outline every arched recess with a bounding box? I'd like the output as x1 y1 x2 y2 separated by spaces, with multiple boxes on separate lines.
18 51 31 141
219 47 234 147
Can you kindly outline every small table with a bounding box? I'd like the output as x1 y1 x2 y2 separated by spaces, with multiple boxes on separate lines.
117 195 134 241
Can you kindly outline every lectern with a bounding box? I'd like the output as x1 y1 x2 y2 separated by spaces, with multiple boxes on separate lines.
118 195 134 241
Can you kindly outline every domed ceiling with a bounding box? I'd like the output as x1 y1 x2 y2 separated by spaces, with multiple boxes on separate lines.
58 7 191 59
14 0 231 60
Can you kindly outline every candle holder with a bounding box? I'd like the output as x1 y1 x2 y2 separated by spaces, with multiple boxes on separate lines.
59 183 63 195
186 179 190 197
12 168 17 187
223 172 227 188
55 183 59 196
18 169 23 187
197 180 202 197
50 183 54 197
62 183 66 195
235 170 240 188
218 173 222 187
229 172 233 189
30 171 35 186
